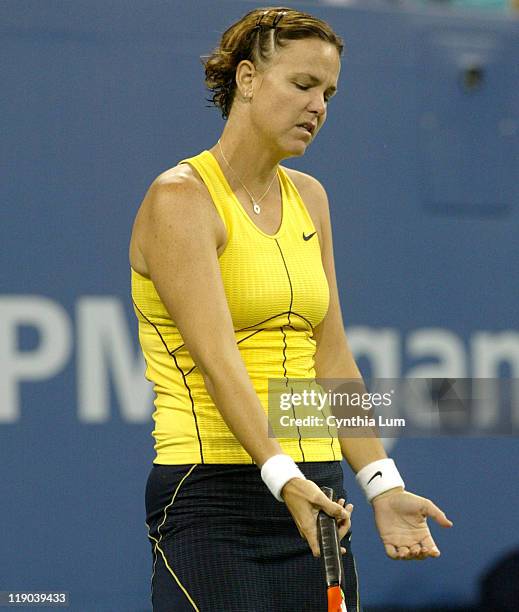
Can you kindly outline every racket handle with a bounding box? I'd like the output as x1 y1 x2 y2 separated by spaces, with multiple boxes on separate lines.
317 486 342 588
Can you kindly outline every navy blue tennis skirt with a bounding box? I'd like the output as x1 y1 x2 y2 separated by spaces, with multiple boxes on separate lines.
145 461 361 611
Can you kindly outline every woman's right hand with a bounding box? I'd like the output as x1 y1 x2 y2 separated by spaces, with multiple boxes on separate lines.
281 478 353 558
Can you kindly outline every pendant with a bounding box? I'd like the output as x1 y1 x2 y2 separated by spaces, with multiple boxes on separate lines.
252 201 261 215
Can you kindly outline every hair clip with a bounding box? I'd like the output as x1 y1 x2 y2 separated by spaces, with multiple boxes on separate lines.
255 10 268 27
271 11 287 28
253 9 287 32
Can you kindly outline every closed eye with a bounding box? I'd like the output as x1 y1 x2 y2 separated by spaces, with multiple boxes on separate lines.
294 83 332 103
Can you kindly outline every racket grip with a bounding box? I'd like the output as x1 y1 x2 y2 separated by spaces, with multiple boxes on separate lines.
317 486 342 588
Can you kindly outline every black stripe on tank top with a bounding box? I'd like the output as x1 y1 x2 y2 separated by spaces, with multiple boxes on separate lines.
132 300 205 463
274 239 306 462
236 310 313 333
275 240 294 325
184 328 265 378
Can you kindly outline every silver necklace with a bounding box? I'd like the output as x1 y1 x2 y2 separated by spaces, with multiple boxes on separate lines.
217 139 277 215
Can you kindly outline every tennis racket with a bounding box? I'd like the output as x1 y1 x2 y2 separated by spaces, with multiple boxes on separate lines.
317 486 347 612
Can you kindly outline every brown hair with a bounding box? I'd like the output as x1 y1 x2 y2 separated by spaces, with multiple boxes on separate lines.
201 7 344 120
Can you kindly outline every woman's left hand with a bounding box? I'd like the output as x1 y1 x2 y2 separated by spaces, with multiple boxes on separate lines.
372 489 453 560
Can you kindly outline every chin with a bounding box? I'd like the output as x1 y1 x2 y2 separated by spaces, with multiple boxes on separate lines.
279 139 308 160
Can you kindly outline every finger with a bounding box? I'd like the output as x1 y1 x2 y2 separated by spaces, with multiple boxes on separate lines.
425 500 453 528
336 503 353 522
337 506 352 535
409 544 431 560
384 544 398 559
337 504 353 531
306 535 320 557
397 546 411 559
336 498 346 519
418 547 433 560
341 546 347 555
413 545 433 560
420 535 441 557
412 537 441 558
320 496 349 520
338 521 351 542
302 524 320 558
421 542 440 557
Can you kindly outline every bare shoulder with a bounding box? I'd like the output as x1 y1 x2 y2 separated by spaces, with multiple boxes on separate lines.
130 162 226 275
282 166 330 230
283 166 329 205
147 162 213 210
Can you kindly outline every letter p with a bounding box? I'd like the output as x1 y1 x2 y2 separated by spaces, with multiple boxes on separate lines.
0 296 71 422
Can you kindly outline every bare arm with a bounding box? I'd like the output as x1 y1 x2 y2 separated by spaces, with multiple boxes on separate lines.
308 177 389 472
136 172 282 467
305 176 452 559
132 170 350 556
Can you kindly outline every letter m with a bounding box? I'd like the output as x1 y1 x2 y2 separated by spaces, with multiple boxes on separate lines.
77 297 152 423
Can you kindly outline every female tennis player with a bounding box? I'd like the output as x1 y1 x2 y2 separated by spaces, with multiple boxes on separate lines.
130 6 452 611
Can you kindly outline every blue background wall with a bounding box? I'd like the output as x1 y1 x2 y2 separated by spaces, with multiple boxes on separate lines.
1 1 518 610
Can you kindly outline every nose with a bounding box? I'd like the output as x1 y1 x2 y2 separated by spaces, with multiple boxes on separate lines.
307 91 327 118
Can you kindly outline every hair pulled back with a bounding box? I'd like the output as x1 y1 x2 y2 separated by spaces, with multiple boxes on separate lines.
201 7 344 120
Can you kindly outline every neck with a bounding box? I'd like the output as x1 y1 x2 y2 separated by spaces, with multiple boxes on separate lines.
209 124 282 195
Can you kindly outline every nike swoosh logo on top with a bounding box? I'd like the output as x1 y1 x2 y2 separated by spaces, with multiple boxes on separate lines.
303 231 316 241
367 471 382 485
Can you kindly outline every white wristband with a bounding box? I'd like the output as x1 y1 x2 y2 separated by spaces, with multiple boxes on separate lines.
355 458 405 503
260 454 306 502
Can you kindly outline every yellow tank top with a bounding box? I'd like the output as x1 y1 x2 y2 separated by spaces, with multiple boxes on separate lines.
132 149 341 464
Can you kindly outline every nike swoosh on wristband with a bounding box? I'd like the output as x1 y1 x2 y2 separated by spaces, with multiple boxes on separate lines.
303 231 316 241
367 471 382 485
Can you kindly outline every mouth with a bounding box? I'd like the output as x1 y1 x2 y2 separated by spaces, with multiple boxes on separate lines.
296 122 315 136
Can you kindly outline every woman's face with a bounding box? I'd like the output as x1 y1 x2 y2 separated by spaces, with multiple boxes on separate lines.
249 37 341 156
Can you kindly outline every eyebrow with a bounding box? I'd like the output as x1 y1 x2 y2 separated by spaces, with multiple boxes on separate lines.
290 73 338 95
